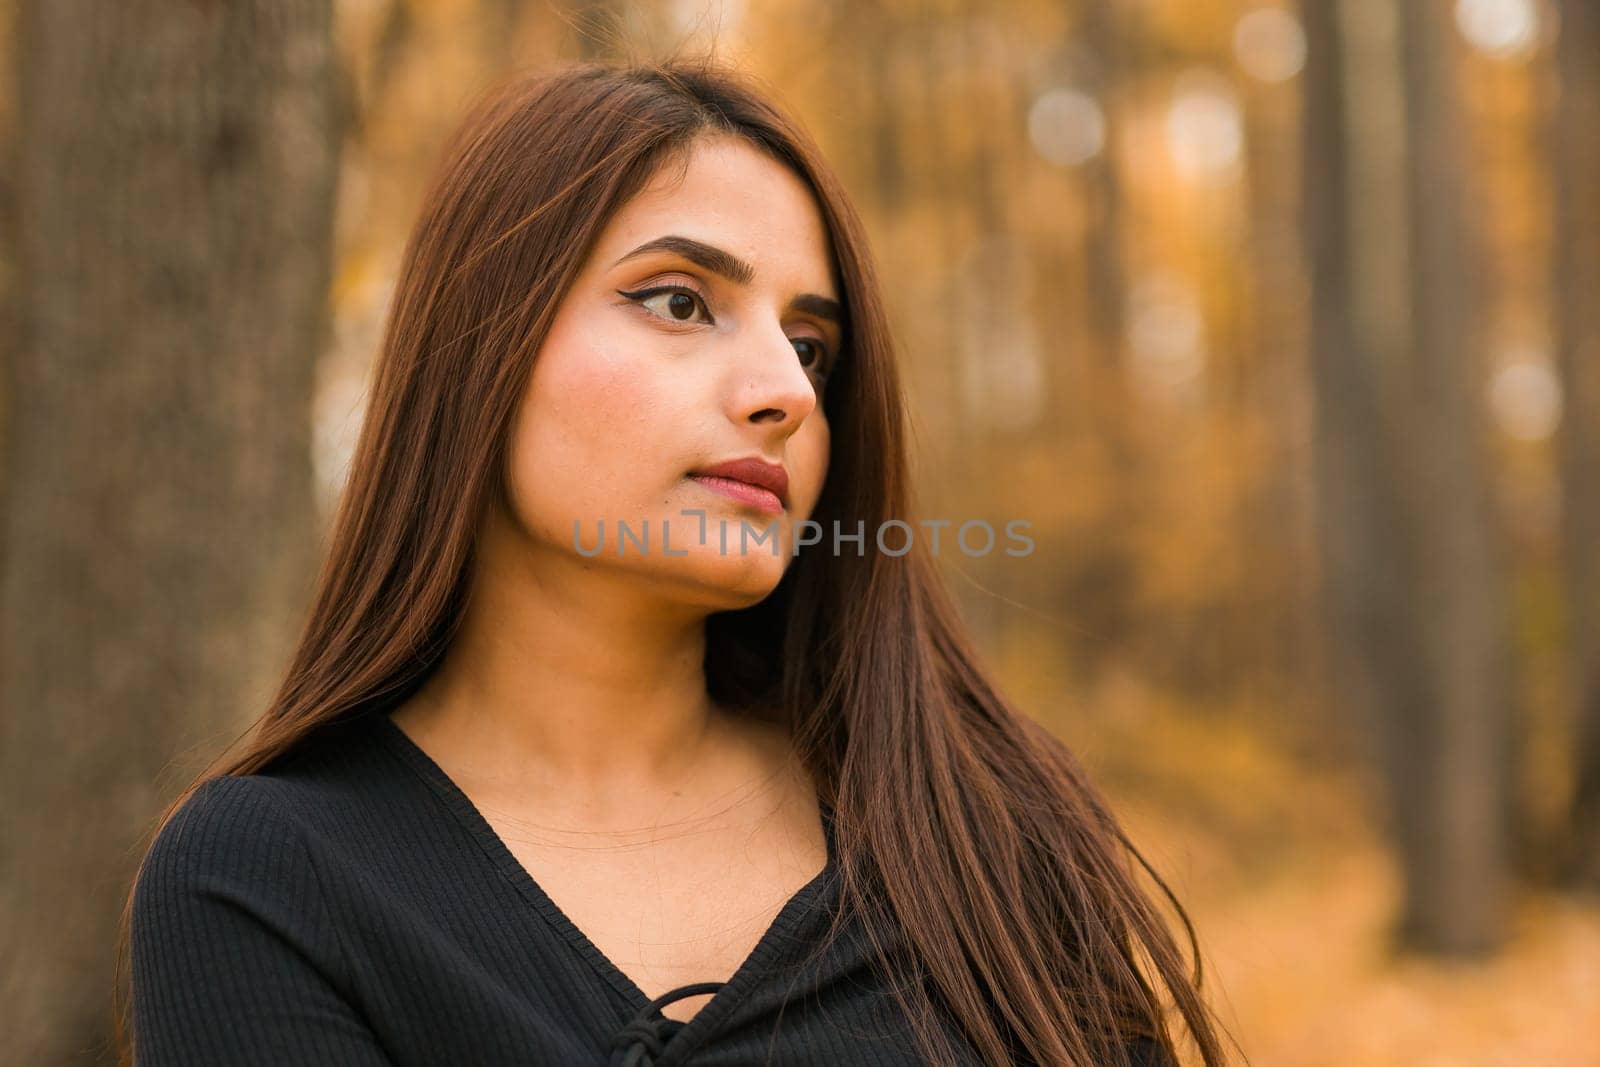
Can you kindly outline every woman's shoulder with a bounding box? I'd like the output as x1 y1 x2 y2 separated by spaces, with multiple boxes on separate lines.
127 768 383 1060
134 716 403 898
133 774 320 904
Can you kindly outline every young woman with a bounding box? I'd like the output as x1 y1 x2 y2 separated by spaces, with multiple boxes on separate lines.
118 59 1233 1067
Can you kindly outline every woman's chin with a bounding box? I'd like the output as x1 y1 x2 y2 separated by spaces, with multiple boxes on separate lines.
649 548 790 610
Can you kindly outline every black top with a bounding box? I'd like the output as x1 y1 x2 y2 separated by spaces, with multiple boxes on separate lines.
129 711 1173 1066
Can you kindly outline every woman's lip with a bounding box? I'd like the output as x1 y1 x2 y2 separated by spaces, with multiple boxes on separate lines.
687 474 786 515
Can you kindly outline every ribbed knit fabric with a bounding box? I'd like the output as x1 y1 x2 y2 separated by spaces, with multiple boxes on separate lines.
129 711 1174 1066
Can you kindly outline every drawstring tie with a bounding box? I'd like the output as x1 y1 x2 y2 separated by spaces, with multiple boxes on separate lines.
608 980 725 1067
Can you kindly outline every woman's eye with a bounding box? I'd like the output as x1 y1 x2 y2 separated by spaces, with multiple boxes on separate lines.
619 286 712 324
792 337 832 377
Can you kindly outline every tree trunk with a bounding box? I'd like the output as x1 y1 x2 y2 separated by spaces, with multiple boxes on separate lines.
1304 0 1515 954
1393 0 1519 950
0 3 341 1061
1553 0 1600 891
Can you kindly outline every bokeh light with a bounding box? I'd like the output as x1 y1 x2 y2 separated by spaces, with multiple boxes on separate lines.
1232 7 1307 83
1127 272 1208 401
1028 87 1106 167
1455 0 1541 60
1165 69 1244 183
1488 346 1563 441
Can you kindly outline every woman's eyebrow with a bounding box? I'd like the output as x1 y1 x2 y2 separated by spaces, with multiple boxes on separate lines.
790 293 843 326
612 233 843 325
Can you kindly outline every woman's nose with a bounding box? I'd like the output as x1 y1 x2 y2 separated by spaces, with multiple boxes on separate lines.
733 324 819 427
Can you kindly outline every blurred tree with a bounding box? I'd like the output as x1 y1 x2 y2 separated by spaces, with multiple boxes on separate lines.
1302 0 1516 953
0 2 342 1061
1065 0 1146 683
1077 0 1130 401
1553 0 1600 891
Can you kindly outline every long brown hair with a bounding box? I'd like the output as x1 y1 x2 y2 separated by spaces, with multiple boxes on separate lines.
116 57 1235 1067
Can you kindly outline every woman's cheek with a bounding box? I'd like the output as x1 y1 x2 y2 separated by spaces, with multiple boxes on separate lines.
791 415 830 521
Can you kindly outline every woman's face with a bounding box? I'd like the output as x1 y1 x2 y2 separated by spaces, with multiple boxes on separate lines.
501 133 842 610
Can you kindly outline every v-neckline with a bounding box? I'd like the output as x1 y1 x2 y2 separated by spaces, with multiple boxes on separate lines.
369 709 840 1059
